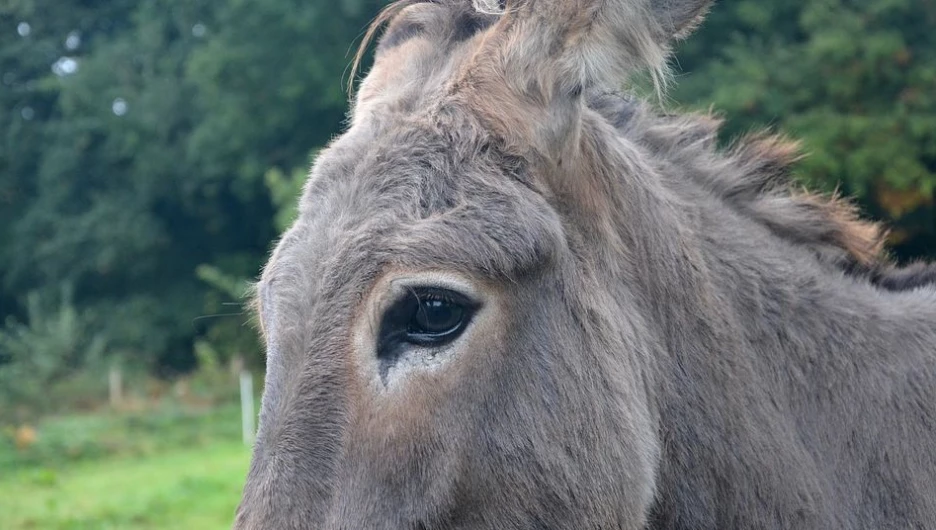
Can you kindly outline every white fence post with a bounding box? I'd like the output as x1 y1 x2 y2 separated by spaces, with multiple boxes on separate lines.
109 365 123 408
240 370 255 446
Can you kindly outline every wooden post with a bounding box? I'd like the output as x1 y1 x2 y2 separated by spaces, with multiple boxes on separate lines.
240 370 255 446
109 365 123 408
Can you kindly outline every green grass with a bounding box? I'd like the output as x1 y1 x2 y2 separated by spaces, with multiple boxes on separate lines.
0 441 250 529
0 403 252 529
0 402 246 471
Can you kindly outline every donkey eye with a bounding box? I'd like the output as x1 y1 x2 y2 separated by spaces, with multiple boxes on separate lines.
379 287 477 351
408 292 467 344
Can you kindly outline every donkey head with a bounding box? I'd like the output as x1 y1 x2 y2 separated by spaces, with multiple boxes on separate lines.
235 1 712 528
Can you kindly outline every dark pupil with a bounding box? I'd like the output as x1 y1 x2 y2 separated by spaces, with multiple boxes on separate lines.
411 298 464 336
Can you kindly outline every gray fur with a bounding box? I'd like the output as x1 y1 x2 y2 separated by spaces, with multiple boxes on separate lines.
235 1 936 528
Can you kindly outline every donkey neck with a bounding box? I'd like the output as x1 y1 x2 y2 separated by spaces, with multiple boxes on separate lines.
581 121 936 527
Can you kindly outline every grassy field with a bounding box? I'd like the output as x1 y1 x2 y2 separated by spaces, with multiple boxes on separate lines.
0 403 252 530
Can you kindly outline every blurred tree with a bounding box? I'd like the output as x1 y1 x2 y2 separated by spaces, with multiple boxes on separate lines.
3 0 221 372
0 0 137 324
1 0 382 374
0 284 108 421
673 0 936 260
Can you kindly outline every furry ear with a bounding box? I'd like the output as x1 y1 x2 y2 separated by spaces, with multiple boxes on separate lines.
467 0 712 95
652 0 715 39
453 0 713 155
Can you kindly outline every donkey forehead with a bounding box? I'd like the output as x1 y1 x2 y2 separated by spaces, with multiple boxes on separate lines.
264 125 562 298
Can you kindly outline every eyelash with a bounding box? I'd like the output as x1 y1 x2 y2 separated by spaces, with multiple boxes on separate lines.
412 289 455 304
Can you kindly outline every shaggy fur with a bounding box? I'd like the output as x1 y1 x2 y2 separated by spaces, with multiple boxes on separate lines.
235 1 936 529
586 91 936 290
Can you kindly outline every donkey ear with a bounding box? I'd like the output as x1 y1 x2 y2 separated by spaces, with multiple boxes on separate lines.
453 0 712 155
463 0 713 97
651 0 714 39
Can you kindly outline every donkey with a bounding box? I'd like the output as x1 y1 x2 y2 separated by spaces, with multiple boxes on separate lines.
234 0 936 528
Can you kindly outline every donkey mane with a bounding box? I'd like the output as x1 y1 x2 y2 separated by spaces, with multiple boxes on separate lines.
586 92 936 291
587 95 877 269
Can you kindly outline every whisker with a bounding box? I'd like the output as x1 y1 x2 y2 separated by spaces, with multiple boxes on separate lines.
191 312 248 331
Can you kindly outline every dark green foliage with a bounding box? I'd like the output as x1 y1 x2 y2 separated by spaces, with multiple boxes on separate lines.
0 285 108 421
0 0 933 404
1 0 384 380
673 0 936 259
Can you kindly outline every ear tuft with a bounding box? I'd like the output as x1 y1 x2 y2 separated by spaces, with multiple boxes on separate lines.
652 0 713 40
452 0 716 154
